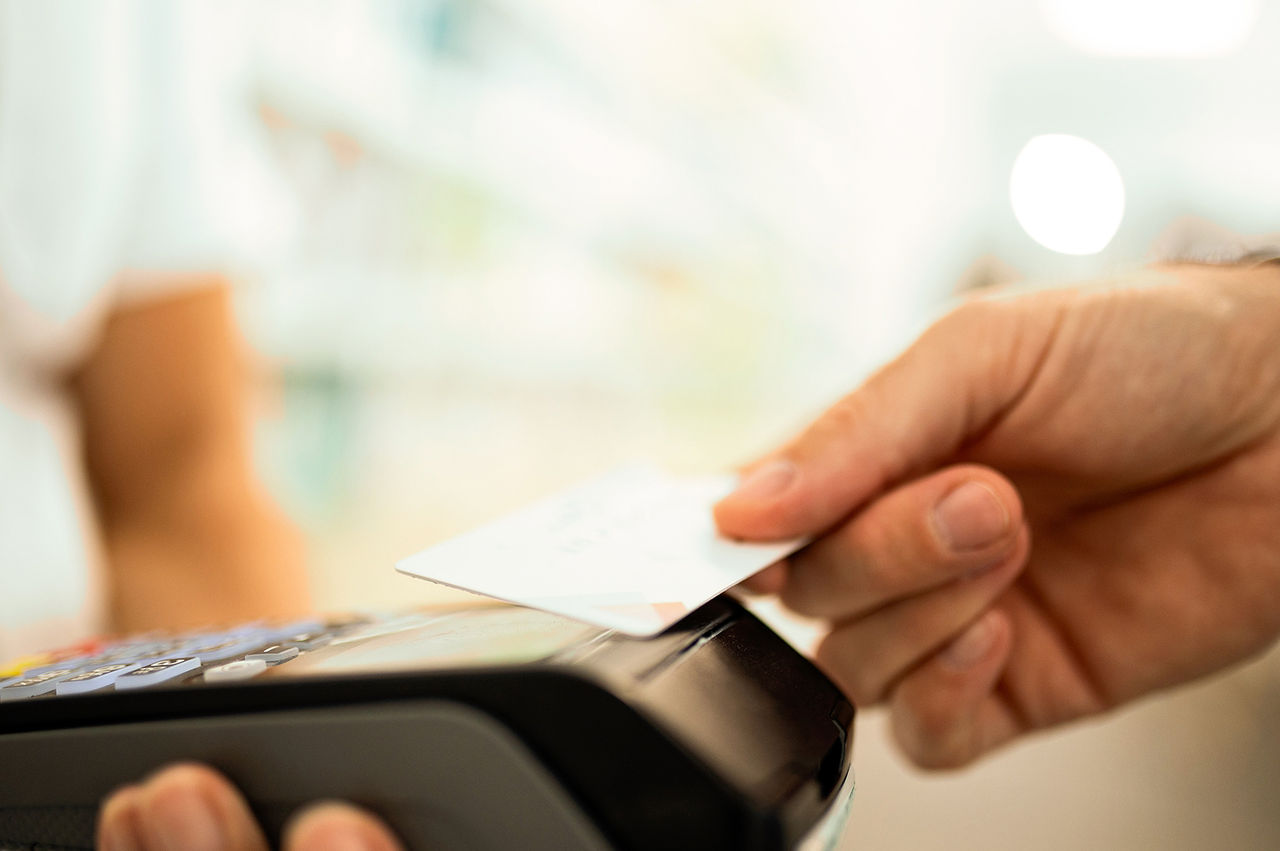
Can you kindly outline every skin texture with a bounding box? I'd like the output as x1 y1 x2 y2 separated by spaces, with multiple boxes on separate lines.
715 262 1280 769
71 281 311 633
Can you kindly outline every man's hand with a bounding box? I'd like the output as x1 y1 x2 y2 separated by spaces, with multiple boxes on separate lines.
715 262 1280 769
97 763 404 851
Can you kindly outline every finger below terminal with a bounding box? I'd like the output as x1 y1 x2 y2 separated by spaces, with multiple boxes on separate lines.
137 763 270 851
284 801 407 851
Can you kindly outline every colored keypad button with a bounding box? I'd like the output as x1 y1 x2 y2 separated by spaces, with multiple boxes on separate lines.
1 614 376 701
55 663 143 695
0 654 51 679
0 668 78 701
115 657 201 690
45 638 107 662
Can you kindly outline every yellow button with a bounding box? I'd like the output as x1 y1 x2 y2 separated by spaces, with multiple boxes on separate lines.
0 654 51 678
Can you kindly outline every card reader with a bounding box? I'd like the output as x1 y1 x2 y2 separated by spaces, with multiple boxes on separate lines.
0 595 852 850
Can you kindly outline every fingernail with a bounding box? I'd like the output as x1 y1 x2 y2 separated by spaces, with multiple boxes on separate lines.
723 460 797 505
941 614 997 670
932 482 1009 552
148 785 225 851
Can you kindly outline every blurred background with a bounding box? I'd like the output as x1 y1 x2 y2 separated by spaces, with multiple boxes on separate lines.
221 0 1280 610
76 0 1280 847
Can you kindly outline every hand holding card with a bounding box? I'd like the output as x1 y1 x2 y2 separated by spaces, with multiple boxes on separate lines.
396 466 805 635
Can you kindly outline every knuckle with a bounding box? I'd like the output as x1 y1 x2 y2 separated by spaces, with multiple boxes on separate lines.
779 547 848 616
784 541 868 618
836 550 895 611
841 672 884 709
859 511 931 583
820 510 937 613
806 392 869 449
784 577 857 621
940 297 998 336
777 578 820 616
917 303 979 356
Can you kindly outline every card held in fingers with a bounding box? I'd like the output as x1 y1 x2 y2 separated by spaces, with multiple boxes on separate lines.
395 465 805 636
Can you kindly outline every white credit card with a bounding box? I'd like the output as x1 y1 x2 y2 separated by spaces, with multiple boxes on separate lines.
396 465 804 636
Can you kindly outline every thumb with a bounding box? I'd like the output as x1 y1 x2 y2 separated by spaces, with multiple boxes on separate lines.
714 297 1061 540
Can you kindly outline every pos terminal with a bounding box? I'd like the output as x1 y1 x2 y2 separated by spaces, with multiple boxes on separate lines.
0 595 853 850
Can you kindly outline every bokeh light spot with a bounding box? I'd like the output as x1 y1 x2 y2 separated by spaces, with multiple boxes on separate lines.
1009 134 1125 256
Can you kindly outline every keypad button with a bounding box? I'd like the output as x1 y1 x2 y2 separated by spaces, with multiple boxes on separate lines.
179 636 271 664
244 645 300 664
0 668 78 701
0 654 51 679
45 638 107 662
115 657 201 690
22 656 97 677
96 640 184 665
203 659 269 683
5 610 424 701
55 663 142 696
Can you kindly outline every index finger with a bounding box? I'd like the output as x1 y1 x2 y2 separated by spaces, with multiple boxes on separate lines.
714 298 1060 540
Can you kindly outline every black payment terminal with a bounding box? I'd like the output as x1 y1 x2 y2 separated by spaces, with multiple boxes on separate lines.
0 595 853 850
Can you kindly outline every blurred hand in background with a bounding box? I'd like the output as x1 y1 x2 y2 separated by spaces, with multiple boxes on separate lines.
716 260 1280 769
72 282 311 636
